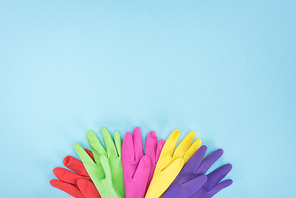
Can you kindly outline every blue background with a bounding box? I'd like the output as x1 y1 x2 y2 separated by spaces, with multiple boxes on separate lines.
0 1 295 197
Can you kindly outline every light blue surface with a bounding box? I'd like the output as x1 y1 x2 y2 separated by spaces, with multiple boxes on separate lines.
0 1 295 197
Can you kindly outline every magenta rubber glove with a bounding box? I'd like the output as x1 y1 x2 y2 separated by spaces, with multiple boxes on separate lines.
122 127 165 198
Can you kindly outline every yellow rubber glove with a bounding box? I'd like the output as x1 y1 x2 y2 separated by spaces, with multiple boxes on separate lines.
144 130 202 198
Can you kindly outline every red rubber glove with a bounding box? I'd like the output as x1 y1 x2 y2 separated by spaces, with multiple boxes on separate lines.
50 149 101 198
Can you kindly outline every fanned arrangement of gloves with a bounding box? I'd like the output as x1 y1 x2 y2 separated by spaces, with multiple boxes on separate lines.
50 127 233 198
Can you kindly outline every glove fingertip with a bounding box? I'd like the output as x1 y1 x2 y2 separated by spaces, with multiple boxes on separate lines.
49 179 58 187
133 126 141 134
162 158 184 175
140 155 151 168
52 167 65 177
124 131 132 139
159 139 165 145
63 156 73 167
74 143 82 151
114 131 122 141
199 174 207 184
227 179 233 185
226 163 232 169
148 130 157 138
86 130 95 137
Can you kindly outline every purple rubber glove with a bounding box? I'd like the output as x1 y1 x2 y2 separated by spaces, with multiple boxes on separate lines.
191 163 232 198
122 127 165 198
162 145 232 198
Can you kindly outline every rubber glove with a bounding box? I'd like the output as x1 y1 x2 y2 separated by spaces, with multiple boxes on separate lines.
145 130 202 198
190 156 232 196
50 149 101 198
74 128 125 198
122 127 165 198
163 145 233 198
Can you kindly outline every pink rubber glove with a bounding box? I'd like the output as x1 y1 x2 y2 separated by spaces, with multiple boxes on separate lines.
122 127 165 198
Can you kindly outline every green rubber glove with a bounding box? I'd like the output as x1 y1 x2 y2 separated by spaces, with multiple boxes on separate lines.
74 128 125 198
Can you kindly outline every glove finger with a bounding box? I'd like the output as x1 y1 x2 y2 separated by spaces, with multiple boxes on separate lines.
160 130 180 158
133 155 150 181
210 179 233 196
183 145 207 174
155 139 165 163
87 130 107 163
133 127 144 161
74 143 96 165
100 155 112 184
161 158 184 188
147 139 164 185
182 175 207 197
198 149 223 174
146 158 184 198
50 179 85 198
53 167 86 184
122 132 134 163
206 163 232 190
77 178 101 198
100 155 121 198
114 131 122 157
183 138 202 163
63 155 88 177
174 131 195 159
101 128 118 158
145 131 157 164
131 156 151 197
